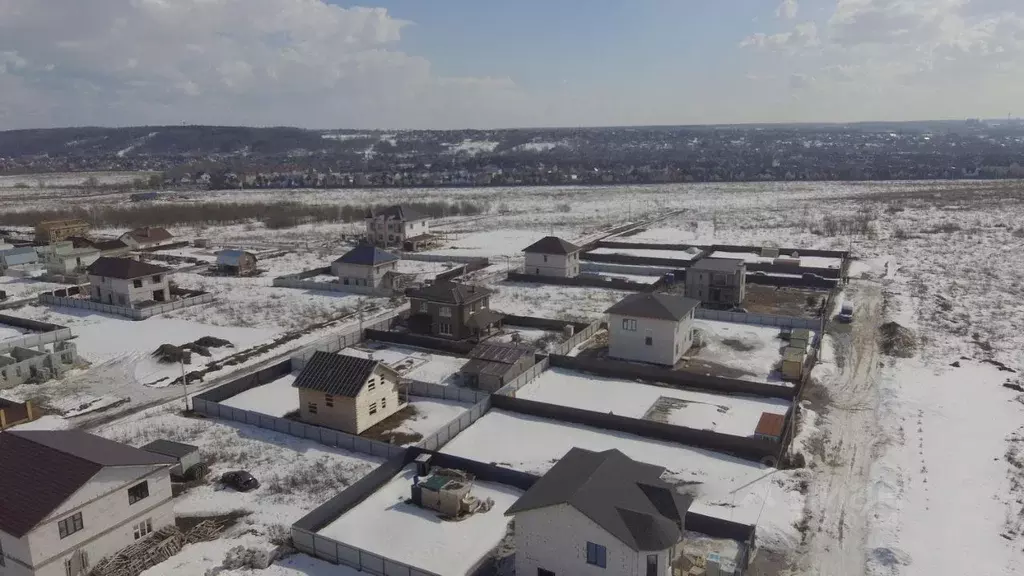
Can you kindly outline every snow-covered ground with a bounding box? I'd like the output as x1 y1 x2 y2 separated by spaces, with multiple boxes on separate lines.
488 281 630 321
342 343 468 385
518 368 791 437
318 467 521 575
221 373 298 417
589 246 701 260
0 276 66 299
688 320 796 384
0 323 29 341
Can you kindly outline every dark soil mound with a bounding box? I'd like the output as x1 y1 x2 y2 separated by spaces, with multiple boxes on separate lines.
880 322 917 358
194 336 233 348
153 344 192 364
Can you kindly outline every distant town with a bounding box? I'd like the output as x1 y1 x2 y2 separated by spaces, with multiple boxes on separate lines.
2 119 1024 188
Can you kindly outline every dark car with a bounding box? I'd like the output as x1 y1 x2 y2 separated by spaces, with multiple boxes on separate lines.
220 470 259 492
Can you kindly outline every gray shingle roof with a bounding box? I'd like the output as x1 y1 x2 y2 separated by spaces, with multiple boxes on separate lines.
0 430 175 537
691 258 745 272
141 439 199 459
122 227 174 244
605 293 699 321
87 256 170 279
335 245 399 266
408 281 491 305
292 351 379 397
366 205 429 222
505 448 693 551
523 236 580 255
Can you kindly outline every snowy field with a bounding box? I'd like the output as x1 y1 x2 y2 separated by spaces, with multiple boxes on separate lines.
342 343 468 385
0 276 66 300
221 373 298 417
0 171 152 188
589 246 701 260
518 368 791 437
488 281 630 321
318 467 521 575
0 323 28 341
709 251 842 269
688 320 797 384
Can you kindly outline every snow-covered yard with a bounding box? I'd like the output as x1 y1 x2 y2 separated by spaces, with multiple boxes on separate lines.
342 343 468 385
488 281 630 321
0 276 65 299
518 368 791 437
687 320 797 384
318 466 521 575
221 373 298 417
589 246 700 260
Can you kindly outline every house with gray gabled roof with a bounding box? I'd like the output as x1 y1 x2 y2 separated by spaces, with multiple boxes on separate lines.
292 351 404 434
364 205 433 250
407 281 499 340
0 430 176 576
605 293 699 366
506 447 693 576
523 236 582 278
331 245 399 289
685 257 746 307
86 257 171 308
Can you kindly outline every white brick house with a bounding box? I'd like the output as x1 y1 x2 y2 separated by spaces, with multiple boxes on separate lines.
0 430 176 576
330 245 399 288
506 448 693 576
86 257 171 309
605 293 699 367
522 236 582 278
364 205 431 250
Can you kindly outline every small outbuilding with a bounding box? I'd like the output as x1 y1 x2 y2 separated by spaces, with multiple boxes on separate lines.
522 236 582 278
216 249 258 276
119 227 174 249
460 342 535 392
754 412 786 442
141 439 201 478
781 346 805 381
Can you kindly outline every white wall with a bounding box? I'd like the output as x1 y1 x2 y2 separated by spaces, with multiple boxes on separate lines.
514 504 672 576
88 274 169 308
24 466 173 576
607 313 693 366
330 261 397 287
365 217 430 246
353 367 401 433
524 251 579 278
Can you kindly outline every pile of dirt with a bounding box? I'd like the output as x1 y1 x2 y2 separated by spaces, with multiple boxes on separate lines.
879 322 917 358
152 337 234 364
193 336 233 349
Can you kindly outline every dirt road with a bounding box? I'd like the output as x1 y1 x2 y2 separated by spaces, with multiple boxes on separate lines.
793 279 884 575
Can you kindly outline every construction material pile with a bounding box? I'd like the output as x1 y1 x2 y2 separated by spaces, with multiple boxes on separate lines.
152 337 233 364
88 521 224 576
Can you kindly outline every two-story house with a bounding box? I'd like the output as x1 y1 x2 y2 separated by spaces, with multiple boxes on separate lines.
605 293 699 366
522 236 582 278
36 242 100 276
684 258 746 308
506 448 693 576
292 351 403 434
330 245 399 288
0 430 176 576
118 227 174 250
364 206 431 250
86 258 171 308
407 281 500 341
34 220 90 245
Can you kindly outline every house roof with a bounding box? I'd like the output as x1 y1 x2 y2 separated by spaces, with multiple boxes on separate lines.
691 258 745 273
408 281 491 305
0 430 175 537
469 342 532 364
755 412 786 437
465 309 505 330
94 239 129 252
121 227 174 244
505 448 693 552
605 293 700 322
334 245 399 266
292 351 382 397
365 205 429 222
523 236 581 255
460 358 512 378
86 257 170 279
216 249 256 267
2 246 38 258
67 236 96 249
141 439 199 460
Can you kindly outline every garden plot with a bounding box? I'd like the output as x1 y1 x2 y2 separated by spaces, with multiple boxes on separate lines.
518 368 790 437
441 409 804 552
488 281 630 321
686 320 795 384
318 466 522 575
342 343 468 385
589 247 701 261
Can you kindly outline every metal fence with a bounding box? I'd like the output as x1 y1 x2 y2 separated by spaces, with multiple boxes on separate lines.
273 276 393 297
291 310 405 370
38 291 214 320
406 380 488 404
695 308 819 330
397 253 489 266
495 357 550 397
551 320 603 356
415 395 492 452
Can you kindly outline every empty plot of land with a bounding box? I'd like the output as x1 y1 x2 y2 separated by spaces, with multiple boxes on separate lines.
489 282 630 321
318 467 521 575
518 368 790 437
221 373 298 417
686 320 794 384
589 247 700 260
342 343 468 385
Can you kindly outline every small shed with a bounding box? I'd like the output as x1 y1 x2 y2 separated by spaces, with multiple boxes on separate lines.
216 249 258 276
0 398 36 430
754 412 786 442
460 342 534 392
141 439 201 477
789 328 812 350
781 346 805 381
0 246 39 269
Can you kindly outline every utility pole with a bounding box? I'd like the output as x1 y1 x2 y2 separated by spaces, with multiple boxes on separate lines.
180 358 190 411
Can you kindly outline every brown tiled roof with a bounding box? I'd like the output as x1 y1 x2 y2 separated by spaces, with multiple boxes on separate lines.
86 256 170 279
123 227 174 244
755 412 786 437
0 430 175 537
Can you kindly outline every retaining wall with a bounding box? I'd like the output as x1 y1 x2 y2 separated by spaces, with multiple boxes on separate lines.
695 308 819 330
39 290 214 320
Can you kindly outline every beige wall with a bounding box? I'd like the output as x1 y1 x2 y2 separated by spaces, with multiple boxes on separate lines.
608 312 694 367
298 366 402 434
524 251 580 278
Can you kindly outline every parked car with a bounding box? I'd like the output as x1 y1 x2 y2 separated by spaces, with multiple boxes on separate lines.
837 302 854 323
729 306 749 314
220 470 260 492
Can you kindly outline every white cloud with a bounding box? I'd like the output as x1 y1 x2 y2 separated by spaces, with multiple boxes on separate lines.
740 22 819 50
777 0 800 20
0 0 530 129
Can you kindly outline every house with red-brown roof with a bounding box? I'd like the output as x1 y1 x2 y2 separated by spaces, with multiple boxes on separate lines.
118 227 174 250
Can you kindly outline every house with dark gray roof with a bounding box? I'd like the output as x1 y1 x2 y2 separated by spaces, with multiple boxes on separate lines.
506 447 693 576
86 257 171 308
605 293 699 366
118 227 174 249
460 342 536 392
331 245 399 289
407 281 500 341
0 430 177 576
364 205 433 251
523 236 582 278
685 257 747 307
292 351 404 434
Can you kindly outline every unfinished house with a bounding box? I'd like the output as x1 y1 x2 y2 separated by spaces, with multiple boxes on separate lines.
86 257 171 308
0 430 176 576
292 351 404 434
118 227 174 249
34 219 90 245
408 281 501 341
460 342 536 392
0 342 78 388
506 448 694 576
331 245 399 288
37 241 101 276
364 205 433 251
684 258 747 307
215 249 258 276
522 236 582 278
0 398 38 429
606 293 699 367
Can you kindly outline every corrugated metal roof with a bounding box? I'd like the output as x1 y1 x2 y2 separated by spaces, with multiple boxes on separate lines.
408 281 491 305
292 351 379 397
755 412 786 437
460 358 511 377
469 342 531 364
465 309 504 330
141 439 199 459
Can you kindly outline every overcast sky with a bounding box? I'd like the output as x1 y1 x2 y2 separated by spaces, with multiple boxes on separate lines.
1 0 1022 130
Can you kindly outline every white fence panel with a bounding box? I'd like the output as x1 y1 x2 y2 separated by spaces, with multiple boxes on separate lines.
695 308 818 330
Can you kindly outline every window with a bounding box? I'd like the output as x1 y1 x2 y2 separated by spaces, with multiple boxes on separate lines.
58 512 83 539
308 402 318 415
152 275 162 283
325 394 334 407
543 255 548 262
367 379 376 391
132 279 143 288
439 322 452 336
645 336 653 346
128 481 149 505
133 519 153 540
65 557 73 576
621 318 637 331
439 306 452 317
381 397 387 409
646 554 658 576
586 542 607 568
369 402 378 415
